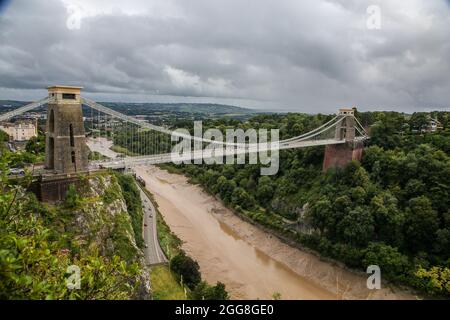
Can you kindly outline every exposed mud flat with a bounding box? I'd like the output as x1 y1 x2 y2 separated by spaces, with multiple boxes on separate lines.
135 165 415 300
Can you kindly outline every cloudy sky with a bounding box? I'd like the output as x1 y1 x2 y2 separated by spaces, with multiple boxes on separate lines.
0 0 449 112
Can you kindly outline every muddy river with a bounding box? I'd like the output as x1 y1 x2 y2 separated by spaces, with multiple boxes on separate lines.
134 165 414 300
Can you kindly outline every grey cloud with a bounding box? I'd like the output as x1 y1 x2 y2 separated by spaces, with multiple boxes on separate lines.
0 0 449 112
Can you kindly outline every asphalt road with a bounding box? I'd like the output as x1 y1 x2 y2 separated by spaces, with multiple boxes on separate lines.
137 183 167 266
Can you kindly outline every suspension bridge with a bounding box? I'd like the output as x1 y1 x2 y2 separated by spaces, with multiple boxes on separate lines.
0 86 368 265
0 86 368 173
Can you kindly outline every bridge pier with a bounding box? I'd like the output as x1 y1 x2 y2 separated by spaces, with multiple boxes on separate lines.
322 108 364 171
30 173 85 203
322 141 363 172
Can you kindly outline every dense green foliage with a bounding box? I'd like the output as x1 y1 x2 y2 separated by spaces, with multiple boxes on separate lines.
25 131 45 155
64 184 82 209
190 281 229 300
0 129 9 143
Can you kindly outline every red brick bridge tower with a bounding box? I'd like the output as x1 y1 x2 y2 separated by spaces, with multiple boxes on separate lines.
322 108 364 171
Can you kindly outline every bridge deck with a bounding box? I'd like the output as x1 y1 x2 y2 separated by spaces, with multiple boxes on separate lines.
94 138 347 169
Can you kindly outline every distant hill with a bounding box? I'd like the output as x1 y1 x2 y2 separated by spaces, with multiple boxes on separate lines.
0 100 30 109
0 100 260 115
100 102 260 116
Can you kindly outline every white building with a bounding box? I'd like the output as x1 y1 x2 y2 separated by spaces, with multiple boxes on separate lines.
0 121 38 141
428 118 443 132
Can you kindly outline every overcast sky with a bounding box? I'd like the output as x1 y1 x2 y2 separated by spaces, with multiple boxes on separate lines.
0 0 449 112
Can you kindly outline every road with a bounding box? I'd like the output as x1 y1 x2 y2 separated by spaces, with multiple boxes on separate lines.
137 182 167 266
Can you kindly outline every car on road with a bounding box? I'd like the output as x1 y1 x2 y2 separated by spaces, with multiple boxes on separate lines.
144 223 148 227
8 168 25 176
144 244 148 248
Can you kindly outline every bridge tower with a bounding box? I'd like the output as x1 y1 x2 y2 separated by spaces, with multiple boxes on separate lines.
45 86 88 174
322 108 363 171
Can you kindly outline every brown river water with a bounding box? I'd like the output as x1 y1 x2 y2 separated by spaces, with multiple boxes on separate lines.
135 166 415 300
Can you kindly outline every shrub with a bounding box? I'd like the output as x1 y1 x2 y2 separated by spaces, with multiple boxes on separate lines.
190 281 229 300
64 184 81 209
363 242 411 282
170 252 201 289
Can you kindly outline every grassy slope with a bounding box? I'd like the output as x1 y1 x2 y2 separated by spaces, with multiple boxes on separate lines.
150 266 186 300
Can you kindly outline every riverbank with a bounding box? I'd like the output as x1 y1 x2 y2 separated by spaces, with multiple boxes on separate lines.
135 165 415 300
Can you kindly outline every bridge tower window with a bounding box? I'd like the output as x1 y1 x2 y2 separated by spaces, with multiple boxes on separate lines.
63 93 76 100
48 137 55 169
49 109 55 133
69 124 74 147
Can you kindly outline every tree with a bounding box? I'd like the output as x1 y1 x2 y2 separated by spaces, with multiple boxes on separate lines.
0 129 9 143
25 134 45 155
409 112 429 131
369 192 405 247
215 176 236 203
415 266 450 297
404 196 439 253
349 186 367 204
231 187 254 210
256 176 275 207
434 228 450 258
352 166 371 189
363 242 410 282
170 252 201 289
369 114 403 149
190 281 229 300
336 207 375 246
306 197 334 235
64 184 81 208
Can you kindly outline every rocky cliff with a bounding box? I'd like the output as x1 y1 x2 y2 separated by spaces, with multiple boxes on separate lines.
0 171 151 299
66 173 151 299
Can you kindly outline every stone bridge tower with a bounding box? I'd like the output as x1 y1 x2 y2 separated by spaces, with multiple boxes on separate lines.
322 108 364 171
45 86 88 174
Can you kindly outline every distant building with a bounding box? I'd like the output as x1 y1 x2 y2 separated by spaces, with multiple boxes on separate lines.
23 111 46 120
427 118 443 132
0 120 38 141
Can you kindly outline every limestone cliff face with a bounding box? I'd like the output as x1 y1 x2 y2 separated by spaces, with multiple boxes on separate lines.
65 173 151 299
